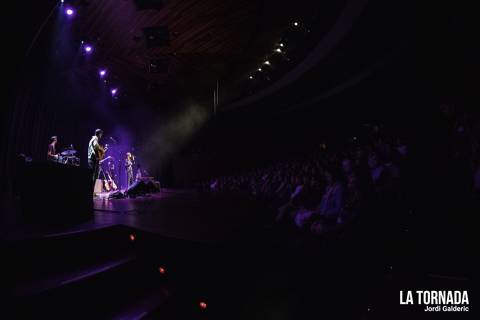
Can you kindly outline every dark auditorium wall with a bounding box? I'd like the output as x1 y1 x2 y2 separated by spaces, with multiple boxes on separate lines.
170 37 421 187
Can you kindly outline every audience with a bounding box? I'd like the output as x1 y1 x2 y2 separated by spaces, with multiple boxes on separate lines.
201 104 480 238
201 126 404 237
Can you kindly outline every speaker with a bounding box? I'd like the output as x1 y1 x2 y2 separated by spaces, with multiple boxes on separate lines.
134 0 164 10
107 189 125 199
125 179 160 196
149 58 169 73
19 162 93 226
143 26 170 48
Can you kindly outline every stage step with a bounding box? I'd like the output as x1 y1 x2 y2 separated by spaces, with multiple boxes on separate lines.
110 287 170 320
5 225 135 288
13 254 136 296
5 226 224 319
11 258 169 318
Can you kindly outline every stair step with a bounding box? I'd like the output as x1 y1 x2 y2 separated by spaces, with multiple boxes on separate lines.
6 226 135 284
12 259 167 318
14 254 136 296
111 287 170 320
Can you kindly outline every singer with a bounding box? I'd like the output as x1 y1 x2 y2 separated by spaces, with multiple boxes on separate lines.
125 152 135 187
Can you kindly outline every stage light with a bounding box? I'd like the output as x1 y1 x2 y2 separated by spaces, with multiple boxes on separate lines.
248 75 253 79
258 68 262 72
293 21 299 26
199 301 207 310
275 48 282 53
65 8 74 16
158 267 166 274
279 43 284 47
129 233 135 241
61 0 64 3
84 45 93 53
264 60 270 65
99 69 107 77
111 88 118 96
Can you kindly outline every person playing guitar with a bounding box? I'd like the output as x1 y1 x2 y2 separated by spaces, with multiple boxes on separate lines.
88 128 107 186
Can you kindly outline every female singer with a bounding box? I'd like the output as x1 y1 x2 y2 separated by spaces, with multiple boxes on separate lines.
125 152 135 187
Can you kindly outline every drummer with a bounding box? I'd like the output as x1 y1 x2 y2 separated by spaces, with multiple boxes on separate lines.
47 136 59 162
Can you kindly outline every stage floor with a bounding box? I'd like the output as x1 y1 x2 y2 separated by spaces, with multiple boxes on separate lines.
3 189 263 243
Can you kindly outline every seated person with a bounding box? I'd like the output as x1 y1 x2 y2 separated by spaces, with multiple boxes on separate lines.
294 168 344 229
47 136 59 162
311 172 362 236
275 175 308 223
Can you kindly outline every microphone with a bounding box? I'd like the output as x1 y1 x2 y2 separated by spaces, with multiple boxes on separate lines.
109 137 117 143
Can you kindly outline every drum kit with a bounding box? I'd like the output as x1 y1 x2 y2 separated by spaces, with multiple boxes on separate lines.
57 146 80 166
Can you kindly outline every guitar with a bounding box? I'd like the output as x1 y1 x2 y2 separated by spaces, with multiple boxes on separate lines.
99 155 113 165
106 171 118 191
97 144 108 161
103 177 111 192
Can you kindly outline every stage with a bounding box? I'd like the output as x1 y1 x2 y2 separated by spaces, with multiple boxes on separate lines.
2 189 265 244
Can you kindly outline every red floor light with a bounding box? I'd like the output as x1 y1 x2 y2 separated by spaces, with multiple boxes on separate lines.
158 267 166 274
129 234 135 241
199 301 207 310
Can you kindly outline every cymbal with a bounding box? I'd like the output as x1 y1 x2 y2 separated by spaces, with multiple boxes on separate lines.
61 149 77 156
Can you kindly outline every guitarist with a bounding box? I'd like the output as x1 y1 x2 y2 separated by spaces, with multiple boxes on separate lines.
88 129 106 186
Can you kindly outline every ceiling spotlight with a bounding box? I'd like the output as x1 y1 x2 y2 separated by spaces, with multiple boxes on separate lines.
99 69 107 77
84 45 93 53
249 75 253 79
275 48 282 53
60 0 64 3
258 68 262 72
111 88 118 96
65 8 74 16
293 21 299 26
264 60 270 65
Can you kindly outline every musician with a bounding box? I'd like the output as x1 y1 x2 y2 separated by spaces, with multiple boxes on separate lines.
88 129 105 185
125 152 135 187
47 136 59 162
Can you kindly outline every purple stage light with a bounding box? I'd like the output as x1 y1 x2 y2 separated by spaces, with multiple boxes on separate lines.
111 88 118 96
84 45 93 53
65 8 74 16
99 69 107 77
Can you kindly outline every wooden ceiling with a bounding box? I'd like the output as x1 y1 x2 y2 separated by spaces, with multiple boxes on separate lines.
70 0 326 106
71 0 261 104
